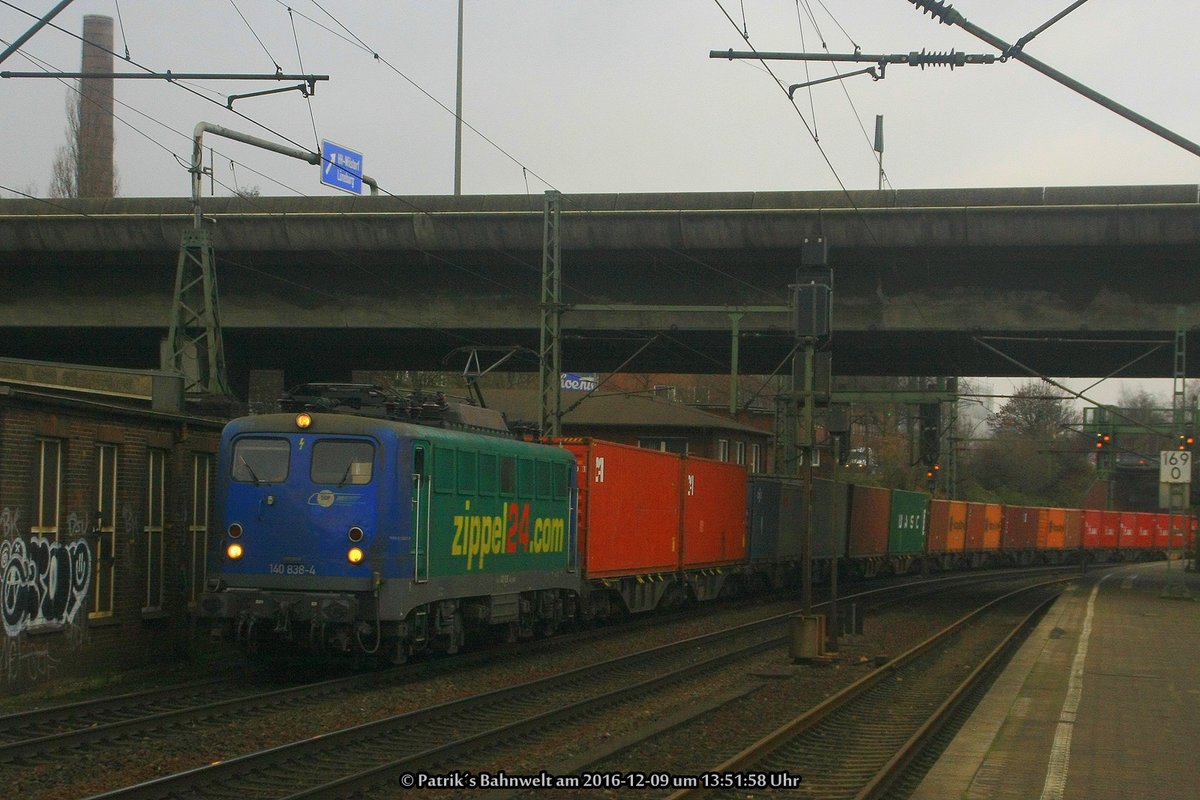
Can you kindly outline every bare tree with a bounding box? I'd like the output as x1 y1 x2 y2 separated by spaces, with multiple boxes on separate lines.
48 86 80 198
961 380 1092 505
988 380 1079 440
48 83 119 198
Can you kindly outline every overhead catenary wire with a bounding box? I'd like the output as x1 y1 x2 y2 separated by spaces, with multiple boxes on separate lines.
229 0 281 74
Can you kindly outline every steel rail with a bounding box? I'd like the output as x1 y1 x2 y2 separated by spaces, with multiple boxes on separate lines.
856 592 1060 799
665 577 1072 798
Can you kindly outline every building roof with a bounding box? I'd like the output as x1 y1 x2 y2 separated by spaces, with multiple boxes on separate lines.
481 388 768 437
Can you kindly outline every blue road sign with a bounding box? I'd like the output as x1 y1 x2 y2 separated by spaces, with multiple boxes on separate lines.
320 140 363 194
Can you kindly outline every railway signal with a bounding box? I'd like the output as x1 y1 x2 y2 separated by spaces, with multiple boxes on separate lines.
1178 434 1195 451
1095 432 1112 450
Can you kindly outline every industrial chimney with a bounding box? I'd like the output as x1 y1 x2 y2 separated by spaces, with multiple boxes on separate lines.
78 15 114 198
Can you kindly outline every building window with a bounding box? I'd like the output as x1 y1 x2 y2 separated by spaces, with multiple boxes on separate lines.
637 438 688 455
145 449 166 611
188 453 212 606
750 443 762 474
717 439 730 462
91 444 117 617
652 384 677 401
735 441 746 466
33 439 62 539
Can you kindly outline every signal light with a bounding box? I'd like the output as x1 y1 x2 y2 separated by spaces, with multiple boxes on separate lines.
1179 434 1195 451
1095 433 1111 449
295 412 312 429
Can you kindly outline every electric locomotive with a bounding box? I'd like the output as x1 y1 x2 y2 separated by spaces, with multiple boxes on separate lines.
199 385 580 663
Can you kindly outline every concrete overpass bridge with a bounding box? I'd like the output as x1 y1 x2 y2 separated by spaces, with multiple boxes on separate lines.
1 185 1198 395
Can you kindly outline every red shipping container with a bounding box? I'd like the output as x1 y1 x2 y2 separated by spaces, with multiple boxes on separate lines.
680 456 747 568
1003 506 1038 551
1083 510 1103 550
1153 513 1172 549
1037 508 1067 550
965 503 1002 551
1136 512 1156 550
929 500 966 553
1118 512 1138 549
558 439 681 578
1101 510 1121 550
848 485 890 558
1063 509 1083 550
1156 513 1196 550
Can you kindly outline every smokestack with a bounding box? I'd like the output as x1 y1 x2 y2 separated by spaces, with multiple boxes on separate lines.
78 15 114 198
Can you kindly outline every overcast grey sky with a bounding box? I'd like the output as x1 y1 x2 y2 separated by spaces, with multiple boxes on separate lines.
3 1 1199 199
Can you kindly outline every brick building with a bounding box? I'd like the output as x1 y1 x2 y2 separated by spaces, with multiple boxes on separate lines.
0 361 228 695
482 388 773 472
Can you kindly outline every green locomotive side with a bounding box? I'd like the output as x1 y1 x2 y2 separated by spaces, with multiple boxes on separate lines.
413 431 577 581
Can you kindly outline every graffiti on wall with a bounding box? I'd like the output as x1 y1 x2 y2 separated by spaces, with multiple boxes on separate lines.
1 508 95 683
1 535 93 636
0 507 20 538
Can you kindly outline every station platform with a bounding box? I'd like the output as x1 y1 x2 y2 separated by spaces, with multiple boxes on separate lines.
913 560 1200 800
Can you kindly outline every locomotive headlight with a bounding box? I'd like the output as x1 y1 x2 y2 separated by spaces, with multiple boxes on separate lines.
348 526 364 543
227 522 243 539
347 547 364 564
226 543 244 560
295 412 312 429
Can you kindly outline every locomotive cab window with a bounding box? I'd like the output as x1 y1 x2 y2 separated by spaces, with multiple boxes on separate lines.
311 440 375 485
232 438 290 484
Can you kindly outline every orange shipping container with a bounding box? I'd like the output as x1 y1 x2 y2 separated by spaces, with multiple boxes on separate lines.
965 502 1002 551
680 456 747 568
558 439 681 578
929 500 967 554
1037 508 1067 550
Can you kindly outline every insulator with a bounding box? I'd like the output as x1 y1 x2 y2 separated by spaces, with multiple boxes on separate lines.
908 48 967 69
908 0 960 26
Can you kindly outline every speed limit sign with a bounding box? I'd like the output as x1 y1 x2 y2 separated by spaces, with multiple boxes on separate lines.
1160 450 1193 483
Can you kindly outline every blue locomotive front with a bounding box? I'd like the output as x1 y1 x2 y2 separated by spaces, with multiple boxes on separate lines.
201 412 407 653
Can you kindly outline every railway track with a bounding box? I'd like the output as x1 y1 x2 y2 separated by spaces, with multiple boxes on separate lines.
77 569 1079 800
0 590 750 766
666 578 1068 799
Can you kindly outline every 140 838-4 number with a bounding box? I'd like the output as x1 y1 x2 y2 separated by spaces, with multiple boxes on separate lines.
268 563 317 576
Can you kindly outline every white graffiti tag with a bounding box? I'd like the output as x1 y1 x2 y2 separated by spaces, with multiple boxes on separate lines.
0 508 20 538
0 536 93 637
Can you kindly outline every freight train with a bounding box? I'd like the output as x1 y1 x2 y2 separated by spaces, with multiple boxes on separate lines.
198 385 1195 663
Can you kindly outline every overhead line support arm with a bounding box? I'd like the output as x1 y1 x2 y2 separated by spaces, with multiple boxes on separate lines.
907 0 1200 159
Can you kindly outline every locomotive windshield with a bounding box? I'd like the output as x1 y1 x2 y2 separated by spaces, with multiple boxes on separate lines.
231 437 290 484
311 440 375 485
